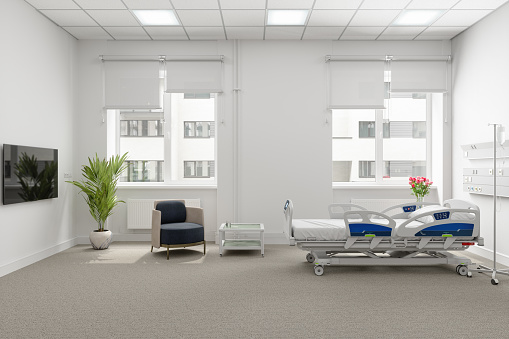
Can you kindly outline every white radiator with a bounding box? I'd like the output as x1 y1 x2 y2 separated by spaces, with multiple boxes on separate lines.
350 199 414 213
127 199 201 229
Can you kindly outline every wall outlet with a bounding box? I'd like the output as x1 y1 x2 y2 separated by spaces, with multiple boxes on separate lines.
64 173 72 179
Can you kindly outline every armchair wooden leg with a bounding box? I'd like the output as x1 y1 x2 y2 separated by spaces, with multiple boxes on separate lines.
203 241 206 255
166 247 170 260
151 246 153 252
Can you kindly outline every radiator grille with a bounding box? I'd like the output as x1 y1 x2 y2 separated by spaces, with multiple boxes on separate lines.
350 199 414 213
127 199 201 229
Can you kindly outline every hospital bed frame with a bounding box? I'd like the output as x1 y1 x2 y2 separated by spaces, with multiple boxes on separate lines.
284 199 484 276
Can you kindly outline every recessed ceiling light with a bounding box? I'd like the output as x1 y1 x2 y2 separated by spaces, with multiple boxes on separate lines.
392 10 445 26
133 10 180 26
267 10 309 26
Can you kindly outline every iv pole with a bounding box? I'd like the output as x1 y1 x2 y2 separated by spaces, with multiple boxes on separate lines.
474 123 509 285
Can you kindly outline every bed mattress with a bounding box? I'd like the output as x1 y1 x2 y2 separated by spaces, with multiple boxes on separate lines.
292 219 423 241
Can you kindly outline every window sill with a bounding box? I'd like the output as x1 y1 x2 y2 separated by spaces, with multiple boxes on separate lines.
333 183 437 190
118 183 217 190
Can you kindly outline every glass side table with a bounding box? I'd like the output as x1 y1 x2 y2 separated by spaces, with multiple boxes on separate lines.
219 223 264 257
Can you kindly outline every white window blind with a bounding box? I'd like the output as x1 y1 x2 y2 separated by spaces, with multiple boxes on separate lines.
328 60 386 109
390 60 447 93
166 60 223 93
104 61 161 109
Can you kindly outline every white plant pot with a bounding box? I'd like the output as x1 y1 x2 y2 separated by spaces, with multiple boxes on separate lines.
89 230 112 250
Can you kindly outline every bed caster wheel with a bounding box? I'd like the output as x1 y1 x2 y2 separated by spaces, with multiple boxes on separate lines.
456 265 468 276
314 265 324 276
306 253 315 263
467 272 472 278
491 278 499 285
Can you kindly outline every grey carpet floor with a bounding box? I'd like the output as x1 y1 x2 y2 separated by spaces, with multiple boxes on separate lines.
1 242 508 338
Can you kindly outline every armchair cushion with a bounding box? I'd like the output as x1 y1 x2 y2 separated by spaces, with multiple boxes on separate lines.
156 201 187 224
160 222 204 245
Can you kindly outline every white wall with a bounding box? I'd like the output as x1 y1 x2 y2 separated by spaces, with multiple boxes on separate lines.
74 39 450 244
0 0 77 276
452 2 509 265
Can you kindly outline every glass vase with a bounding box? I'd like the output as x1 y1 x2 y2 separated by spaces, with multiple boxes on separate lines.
416 196 424 208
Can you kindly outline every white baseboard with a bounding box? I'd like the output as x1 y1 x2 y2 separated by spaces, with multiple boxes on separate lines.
0 238 79 278
468 246 509 267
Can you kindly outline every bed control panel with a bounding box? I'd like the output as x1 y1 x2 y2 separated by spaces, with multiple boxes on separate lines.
463 168 509 197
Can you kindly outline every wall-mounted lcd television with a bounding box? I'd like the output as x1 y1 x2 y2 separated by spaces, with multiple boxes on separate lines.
2 144 58 205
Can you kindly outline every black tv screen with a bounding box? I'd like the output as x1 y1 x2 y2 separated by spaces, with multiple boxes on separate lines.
3 144 58 205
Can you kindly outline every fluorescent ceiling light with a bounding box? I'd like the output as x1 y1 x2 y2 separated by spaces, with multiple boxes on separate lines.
267 10 309 26
392 10 445 26
133 10 180 26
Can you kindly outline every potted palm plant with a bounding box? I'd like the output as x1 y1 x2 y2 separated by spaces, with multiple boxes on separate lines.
67 153 128 249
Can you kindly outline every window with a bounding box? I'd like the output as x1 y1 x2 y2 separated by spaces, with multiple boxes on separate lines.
184 161 215 178
184 121 214 138
359 161 375 178
111 93 217 183
332 93 437 183
359 121 390 138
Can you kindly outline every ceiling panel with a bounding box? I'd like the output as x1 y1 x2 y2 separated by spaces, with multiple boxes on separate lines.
267 0 315 9
225 27 265 39
144 26 189 40
171 0 219 10
307 10 355 26
176 10 223 26
25 0 80 10
219 0 266 9
104 27 151 40
62 26 111 39
40 10 98 26
265 27 305 39
360 0 412 10
453 0 509 10
349 10 401 26
406 0 459 10
122 0 173 10
313 0 363 10
222 10 266 26
432 9 491 26
382 26 426 35
302 26 345 39
341 26 385 40
73 0 126 9
186 27 226 40
86 10 140 26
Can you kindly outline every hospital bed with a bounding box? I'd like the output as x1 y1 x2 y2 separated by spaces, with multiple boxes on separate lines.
283 199 484 276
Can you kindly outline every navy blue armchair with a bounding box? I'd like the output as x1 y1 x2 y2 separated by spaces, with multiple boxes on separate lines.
151 200 205 259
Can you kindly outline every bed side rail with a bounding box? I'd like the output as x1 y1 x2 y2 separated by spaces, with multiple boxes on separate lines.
283 199 295 245
343 210 396 236
381 202 440 219
395 207 480 239
329 203 367 219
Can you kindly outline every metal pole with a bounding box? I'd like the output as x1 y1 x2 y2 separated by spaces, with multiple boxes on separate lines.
493 124 497 277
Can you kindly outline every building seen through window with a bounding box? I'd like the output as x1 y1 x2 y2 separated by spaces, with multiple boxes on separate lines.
113 93 216 183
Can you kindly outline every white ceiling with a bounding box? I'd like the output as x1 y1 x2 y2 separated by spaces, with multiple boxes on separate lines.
24 0 509 41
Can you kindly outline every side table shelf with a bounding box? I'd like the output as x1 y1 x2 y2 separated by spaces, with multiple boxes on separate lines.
219 223 264 257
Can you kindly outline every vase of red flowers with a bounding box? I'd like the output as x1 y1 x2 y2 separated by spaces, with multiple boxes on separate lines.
409 176 433 203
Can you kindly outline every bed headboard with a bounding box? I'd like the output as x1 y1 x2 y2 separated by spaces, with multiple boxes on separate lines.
283 199 293 242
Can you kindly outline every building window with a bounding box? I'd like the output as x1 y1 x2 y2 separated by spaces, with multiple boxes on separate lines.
121 160 164 182
120 120 163 137
184 121 214 138
333 93 437 183
184 161 214 178
111 93 217 183
359 161 375 178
